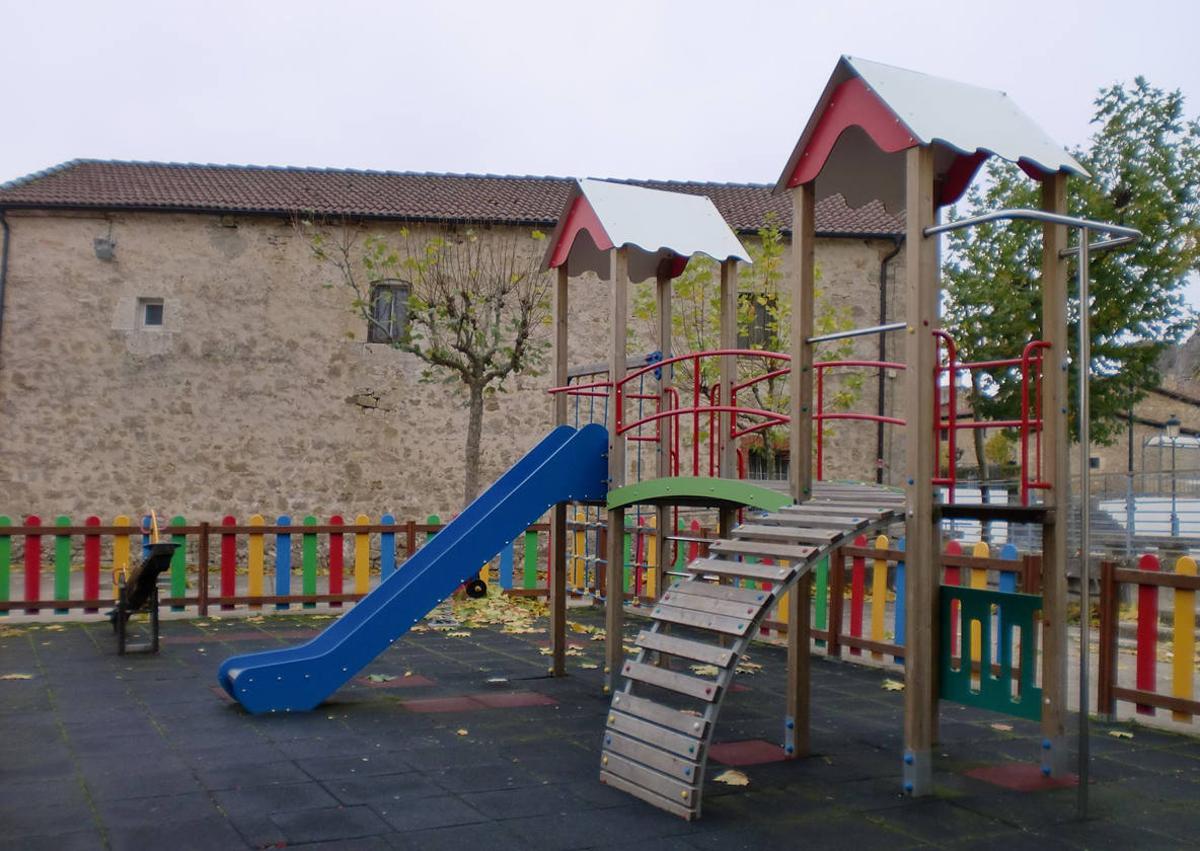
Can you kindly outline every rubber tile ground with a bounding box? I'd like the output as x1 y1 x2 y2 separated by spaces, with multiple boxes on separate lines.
1 609 1197 849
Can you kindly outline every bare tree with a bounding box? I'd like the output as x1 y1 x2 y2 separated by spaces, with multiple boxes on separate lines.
299 217 552 504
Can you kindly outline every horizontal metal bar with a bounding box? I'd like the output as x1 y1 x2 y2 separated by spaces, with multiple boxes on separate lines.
1059 235 1139 257
924 208 1142 241
807 321 906 345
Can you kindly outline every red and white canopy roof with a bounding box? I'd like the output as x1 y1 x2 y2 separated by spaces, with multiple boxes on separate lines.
542 178 750 283
775 56 1088 211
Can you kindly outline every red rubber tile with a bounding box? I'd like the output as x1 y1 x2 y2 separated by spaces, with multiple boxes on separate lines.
708 739 788 766
400 696 486 713
469 691 557 709
965 764 1078 791
354 674 435 689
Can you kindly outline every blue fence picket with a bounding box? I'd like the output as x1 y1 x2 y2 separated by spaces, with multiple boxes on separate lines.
381 514 396 578
275 515 292 610
893 537 906 665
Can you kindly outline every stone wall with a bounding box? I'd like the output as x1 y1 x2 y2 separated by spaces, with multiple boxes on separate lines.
0 208 906 521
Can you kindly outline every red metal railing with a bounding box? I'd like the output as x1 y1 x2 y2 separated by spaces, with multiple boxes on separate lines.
548 337 1048 493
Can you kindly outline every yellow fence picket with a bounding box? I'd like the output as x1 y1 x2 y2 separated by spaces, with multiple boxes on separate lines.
112 515 131 602
969 541 989 664
1174 555 1196 722
572 509 586 590
870 535 888 660
355 514 371 595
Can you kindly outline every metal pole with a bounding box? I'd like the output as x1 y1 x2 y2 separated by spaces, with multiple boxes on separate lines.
1171 438 1179 537
1077 228 1091 819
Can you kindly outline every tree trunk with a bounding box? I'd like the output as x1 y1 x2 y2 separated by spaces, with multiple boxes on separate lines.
464 382 485 506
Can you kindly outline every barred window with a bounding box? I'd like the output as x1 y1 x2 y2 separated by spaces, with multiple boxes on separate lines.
737 292 776 349
368 280 410 344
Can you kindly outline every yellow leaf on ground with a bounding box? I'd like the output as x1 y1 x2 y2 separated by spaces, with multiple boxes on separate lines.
446 631 471 638
882 679 905 692
713 769 750 786
0 673 33 680
580 663 599 670
690 664 720 677
1108 730 1134 740
456 729 469 736
590 634 606 641
990 723 1013 732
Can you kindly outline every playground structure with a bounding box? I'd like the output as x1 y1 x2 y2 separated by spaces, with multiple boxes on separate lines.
204 55 1150 820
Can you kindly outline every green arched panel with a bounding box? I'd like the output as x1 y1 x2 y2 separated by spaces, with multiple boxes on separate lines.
606 477 792 512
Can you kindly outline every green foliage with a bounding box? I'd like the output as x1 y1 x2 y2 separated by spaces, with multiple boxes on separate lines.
984 430 1016 469
944 77 1199 446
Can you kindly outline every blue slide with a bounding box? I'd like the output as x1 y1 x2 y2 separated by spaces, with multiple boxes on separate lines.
218 424 608 714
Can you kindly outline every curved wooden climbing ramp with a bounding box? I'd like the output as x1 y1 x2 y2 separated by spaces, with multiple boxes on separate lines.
598 483 905 819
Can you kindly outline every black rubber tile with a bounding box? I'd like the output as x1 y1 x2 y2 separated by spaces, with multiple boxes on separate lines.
0 801 98 840
0 830 105 851
269 804 392 844
106 815 248 851
196 757 311 790
386 820 530 851
296 751 413 781
76 757 202 801
460 784 584 820
371 794 489 832
430 761 544 794
323 772 445 806
864 798 1009 844
95 791 222 830
503 804 696 851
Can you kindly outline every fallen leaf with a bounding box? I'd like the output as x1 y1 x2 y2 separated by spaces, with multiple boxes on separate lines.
590 634 606 642
713 769 750 786
0 673 33 680
456 728 469 736
580 663 599 670
882 679 905 692
1108 730 1134 740
691 664 720 677
446 631 472 638
404 670 413 678
366 674 397 683
990 723 1013 732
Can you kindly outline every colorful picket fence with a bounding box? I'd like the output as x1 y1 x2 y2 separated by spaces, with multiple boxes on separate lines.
0 514 552 616
1098 554 1200 724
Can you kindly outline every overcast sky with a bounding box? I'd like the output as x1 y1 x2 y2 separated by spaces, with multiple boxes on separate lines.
2 0 1197 303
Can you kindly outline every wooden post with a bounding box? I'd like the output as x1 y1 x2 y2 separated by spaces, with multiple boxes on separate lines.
719 259 739 479
655 265 673 600
1039 172 1070 776
902 145 939 796
1096 560 1118 719
605 248 630 693
550 264 569 677
789 183 816 502
785 181 817 758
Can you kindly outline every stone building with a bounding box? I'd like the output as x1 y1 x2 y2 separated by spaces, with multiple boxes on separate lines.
0 160 908 521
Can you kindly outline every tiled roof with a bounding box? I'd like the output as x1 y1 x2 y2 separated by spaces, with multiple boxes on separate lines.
0 159 903 237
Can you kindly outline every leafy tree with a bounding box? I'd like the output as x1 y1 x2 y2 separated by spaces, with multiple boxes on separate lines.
300 219 552 503
944 77 1199 484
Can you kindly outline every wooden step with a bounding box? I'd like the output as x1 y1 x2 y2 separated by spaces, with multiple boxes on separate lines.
603 729 702 783
669 579 774 606
657 588 760 621
600 769 695 820
780 503 893 519
648 603 754 638
732 523 842 544
758 511 872 529
610 691 709 738
707 539 816 562
620 660 721 700
607 709 704 758
601 752 698 811
686 557 794 583
636 630 735 668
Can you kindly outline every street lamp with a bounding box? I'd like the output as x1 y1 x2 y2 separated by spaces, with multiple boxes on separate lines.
1166 414 1181 537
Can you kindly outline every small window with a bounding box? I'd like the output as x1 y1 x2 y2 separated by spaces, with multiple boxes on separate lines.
737 292 776 349
138 298 164 328
368 281 410 344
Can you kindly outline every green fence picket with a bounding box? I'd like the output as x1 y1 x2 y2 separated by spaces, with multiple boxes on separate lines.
523 529 538 589
54 516 71 614
813 554 829 647
302 515 317 609
170 516 187 611
0 516 10 616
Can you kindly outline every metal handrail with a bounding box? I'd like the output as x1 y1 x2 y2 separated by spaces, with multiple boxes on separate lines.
925 207 1142 243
